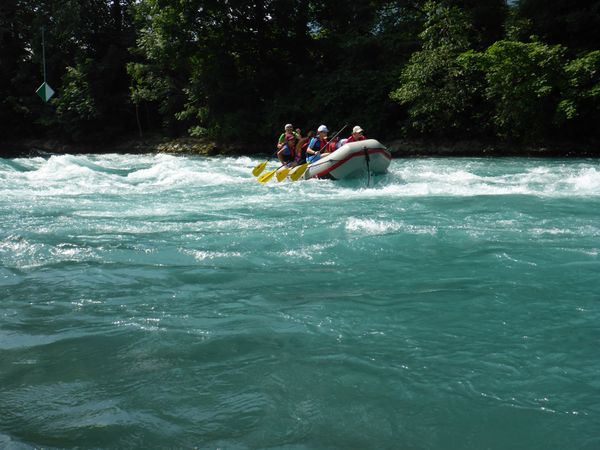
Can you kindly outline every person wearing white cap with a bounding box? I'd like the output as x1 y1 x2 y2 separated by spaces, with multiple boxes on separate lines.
346 125 366 143
277 123 300 165
306 125 330 163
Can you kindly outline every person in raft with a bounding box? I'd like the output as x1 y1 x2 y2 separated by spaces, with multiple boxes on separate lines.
277 124 300 165
293 130 315 166
306 125 330 163
345 125 367 143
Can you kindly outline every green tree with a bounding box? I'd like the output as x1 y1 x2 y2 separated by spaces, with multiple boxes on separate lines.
129 0 429 143
276 0 423 139
482 40 566 141
129 0 302 140
557 50 600 138
390 1 484 136
0 0 43 138
0 0 136 143
53 59 98 140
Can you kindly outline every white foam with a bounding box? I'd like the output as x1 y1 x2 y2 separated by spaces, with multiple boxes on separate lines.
182 249 243 261
0 234 101 269
385 159 600 197
0 236 47 268
283 242 336 260
3 155 600 203
565 167 600 193
345 218 437 236
345 218 401 235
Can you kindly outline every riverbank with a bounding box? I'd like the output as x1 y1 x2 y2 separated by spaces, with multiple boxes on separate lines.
1 134 599 158
386 138 600 157
0 135 225 158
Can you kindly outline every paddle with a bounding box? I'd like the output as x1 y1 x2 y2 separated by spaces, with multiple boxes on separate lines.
289 162 309 181
257 164 285 184
252 151 277 177
276 166 291 182
290 124 348 182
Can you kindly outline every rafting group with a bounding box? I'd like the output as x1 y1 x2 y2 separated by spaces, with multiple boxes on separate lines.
277 123 366 167
253 123 369 183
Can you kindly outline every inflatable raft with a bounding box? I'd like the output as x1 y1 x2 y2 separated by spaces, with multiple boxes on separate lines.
298 139 391 180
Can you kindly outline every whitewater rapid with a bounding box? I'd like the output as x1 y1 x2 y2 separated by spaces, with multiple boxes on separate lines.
2 153 600 449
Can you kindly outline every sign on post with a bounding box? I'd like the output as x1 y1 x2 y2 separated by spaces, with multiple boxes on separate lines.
36 82 55 102
36 27 54 102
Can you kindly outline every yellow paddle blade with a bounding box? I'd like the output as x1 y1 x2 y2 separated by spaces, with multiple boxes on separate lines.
276 167 291 182
290 163 309 181
258 169 277 184
252 160 268 177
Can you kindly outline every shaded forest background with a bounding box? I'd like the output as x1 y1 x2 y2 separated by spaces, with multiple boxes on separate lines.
1 0 599 150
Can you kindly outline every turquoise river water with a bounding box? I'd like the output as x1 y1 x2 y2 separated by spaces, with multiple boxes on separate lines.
1 153 599 449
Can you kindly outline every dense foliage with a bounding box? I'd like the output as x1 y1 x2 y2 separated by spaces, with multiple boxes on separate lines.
1 0 598 147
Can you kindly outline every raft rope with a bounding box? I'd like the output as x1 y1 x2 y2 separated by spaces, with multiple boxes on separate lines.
363 146 371 187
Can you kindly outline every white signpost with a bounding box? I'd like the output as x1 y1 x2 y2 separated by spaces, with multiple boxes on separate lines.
37 27 54 102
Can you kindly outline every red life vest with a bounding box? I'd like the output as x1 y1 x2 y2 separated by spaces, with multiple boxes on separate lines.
279 131 298 153
285 132 297 148
328 137 339 152
346 134 367 143
295 138 310 162
295 136 317 163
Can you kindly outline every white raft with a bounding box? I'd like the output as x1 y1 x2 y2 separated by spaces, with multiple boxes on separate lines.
299 139 391 180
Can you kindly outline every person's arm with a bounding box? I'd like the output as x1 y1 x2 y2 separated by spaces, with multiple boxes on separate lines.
277 146 286 164
306 138 319 156
277 133 285 149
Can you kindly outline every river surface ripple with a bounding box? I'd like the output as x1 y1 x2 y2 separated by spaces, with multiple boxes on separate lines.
1 154 599 449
